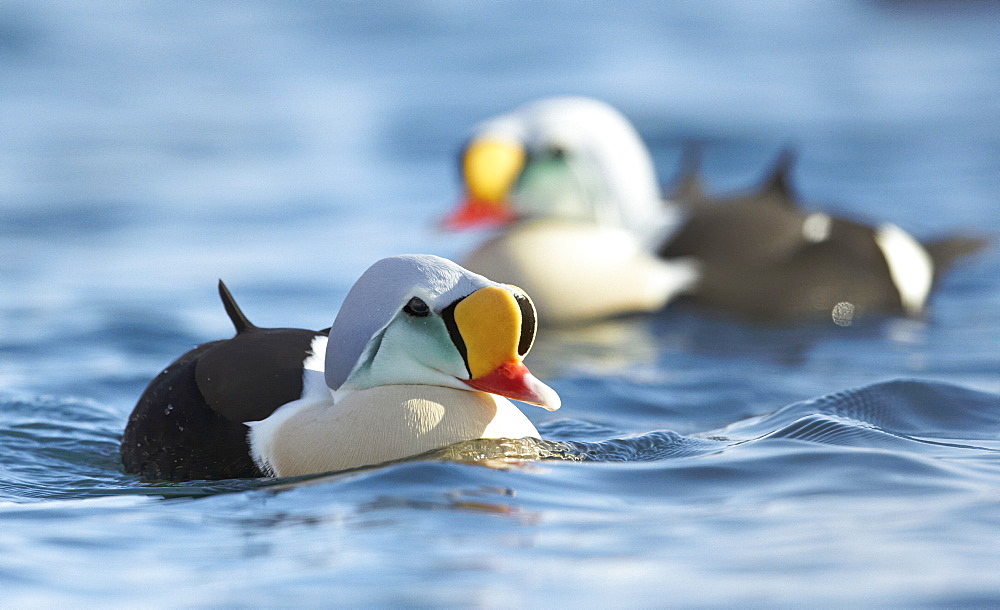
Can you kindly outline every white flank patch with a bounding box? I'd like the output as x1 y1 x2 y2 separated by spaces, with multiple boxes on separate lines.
247 334 330 476
246 369 333 477
303 335 328 373
802 213 832 243
654 256 702 301
874 223 934 315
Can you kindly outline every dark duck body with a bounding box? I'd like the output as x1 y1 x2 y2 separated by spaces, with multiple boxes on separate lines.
120 282 326 480
662 148 990 322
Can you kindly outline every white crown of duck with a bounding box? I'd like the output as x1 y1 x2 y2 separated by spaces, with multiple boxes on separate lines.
320 254 558 408
443 96 988 323
445 96 671 243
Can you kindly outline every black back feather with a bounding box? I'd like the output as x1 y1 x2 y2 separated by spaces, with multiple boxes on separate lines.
668 142 708 206
758 147 798 206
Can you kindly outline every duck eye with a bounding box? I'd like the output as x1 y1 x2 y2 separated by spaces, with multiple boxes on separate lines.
403 297 431 317
548 145 567 159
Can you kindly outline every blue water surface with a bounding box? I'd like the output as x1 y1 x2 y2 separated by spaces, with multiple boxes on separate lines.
2 1 1000 605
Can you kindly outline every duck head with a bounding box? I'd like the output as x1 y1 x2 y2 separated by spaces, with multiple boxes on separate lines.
444 97 669 241
325 254 560 411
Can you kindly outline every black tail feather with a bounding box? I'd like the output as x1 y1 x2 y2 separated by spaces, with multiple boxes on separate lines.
217 280 256 334
924 234 991 276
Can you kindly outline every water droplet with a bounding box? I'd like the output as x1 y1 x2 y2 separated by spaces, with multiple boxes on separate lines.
832 301 855 326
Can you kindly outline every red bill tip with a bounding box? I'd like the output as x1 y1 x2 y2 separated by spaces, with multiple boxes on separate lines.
463 360 560 411
441 196 517 231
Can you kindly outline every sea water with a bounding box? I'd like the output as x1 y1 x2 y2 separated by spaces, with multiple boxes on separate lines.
2 1 1000 605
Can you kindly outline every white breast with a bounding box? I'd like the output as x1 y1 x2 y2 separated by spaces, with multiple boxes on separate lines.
248 384 539 478
462 220 700 324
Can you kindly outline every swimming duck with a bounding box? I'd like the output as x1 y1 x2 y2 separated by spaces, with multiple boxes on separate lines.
121 255 559 481
445 96 698 324
445 96 987 324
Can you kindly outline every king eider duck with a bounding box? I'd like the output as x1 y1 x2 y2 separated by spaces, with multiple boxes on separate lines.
121 255 559 481
443 96 987 324
661 147 989 321
444 96 698 324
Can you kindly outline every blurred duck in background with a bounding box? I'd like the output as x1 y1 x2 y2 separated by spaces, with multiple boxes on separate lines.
444 96 987 325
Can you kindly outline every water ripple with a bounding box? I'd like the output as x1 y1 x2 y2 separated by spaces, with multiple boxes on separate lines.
3 379 998 504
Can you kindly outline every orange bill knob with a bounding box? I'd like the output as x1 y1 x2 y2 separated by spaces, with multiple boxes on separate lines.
442 138 525 230
453 286 560 410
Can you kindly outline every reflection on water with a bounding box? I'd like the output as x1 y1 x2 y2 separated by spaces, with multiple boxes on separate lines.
361 487 534 521
429 436 580 465
528 315 661 378
530 304 933 385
